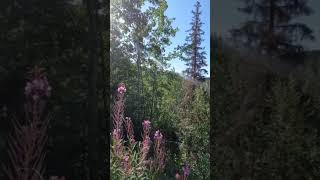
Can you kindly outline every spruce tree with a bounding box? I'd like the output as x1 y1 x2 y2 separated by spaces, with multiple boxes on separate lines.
180 1 207 81
231 0 315 57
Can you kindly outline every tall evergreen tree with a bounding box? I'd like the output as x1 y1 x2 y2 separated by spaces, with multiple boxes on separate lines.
231 0 315 57
180 1 207 81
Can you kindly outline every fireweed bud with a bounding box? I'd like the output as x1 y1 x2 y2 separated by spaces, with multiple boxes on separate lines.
142 120 151 132
154 130 163 141
117 83 126 94
24 71 51 101
112 128 122 143
175 173 181 179
183 164 190 177
122 154 131 173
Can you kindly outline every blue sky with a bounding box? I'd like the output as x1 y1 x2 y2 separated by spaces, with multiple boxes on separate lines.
165 0 210 77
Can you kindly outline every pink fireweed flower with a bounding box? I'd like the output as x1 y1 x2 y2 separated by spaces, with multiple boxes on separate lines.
142 136 151 151
124 155 129 161
117 83 126 94
154 130 163 141
112 128 121 141
112 83 126 137
153 130 165 172
140 120 152 162
183 164 190 177
142 120 151 138
112 128 123 156
175 173 181 180
141 136 151 160
8 66 51 180
122 154 131 174
124 117 135 148
24 69 51 101
142 120 151 129
142 120 151 134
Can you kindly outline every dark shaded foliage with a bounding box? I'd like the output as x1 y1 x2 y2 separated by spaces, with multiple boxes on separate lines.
212 36 320 179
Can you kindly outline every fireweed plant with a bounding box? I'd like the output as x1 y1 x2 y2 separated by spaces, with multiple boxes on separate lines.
175 164 190 180
111 83 190 180
3 66 51 180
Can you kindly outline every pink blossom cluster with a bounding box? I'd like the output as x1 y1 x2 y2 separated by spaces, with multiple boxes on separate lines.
141 120 151 161
24 67 51 101
183 164 190 177
117 83 126 94
154 130 163 141
175 164 190 180
124 117 135 148
142 120 151 133
122 154 131 174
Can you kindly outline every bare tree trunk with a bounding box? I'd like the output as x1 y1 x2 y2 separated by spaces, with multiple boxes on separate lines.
268 0 276 54
86 0 100 179
100 5 109 179
135 39 144 121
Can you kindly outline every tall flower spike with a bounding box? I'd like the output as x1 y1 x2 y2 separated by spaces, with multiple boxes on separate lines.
140 120 152 162
112 128 123 157
113 83 126 130
124 117 135 148
175 173 181 180
183 164 190 178
4 66 50 180
142 120 151 134
122 154 131 174
153 130 165 172
111 83 127 158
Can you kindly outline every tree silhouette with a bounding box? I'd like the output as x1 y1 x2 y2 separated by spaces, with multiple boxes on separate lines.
231 0 315 57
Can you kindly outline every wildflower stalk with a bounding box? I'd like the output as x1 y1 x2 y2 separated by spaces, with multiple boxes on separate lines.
111 83 169 179
3 66 51 180
124 117 135 149
111 83 126 158
140 120 151 163
153 130 165 173
175 164 190 180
